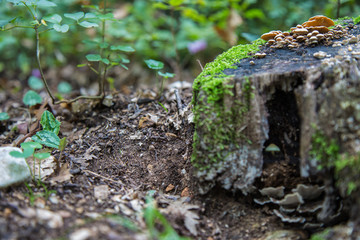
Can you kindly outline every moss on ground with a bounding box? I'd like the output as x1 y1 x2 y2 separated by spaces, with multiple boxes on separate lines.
191 39 265 170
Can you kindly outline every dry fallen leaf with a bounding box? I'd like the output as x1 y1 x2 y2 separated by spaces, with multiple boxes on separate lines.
165 184 175 192
49 163 72 184
181 187 190 197
161 198 200 236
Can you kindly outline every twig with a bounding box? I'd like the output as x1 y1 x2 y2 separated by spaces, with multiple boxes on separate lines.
83 169 124 186
174 89 183 112
196 59 204 71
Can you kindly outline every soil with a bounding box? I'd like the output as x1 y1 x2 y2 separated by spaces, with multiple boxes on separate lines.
0 82 313 240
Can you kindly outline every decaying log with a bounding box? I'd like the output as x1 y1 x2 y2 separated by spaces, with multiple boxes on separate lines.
192 21 360 226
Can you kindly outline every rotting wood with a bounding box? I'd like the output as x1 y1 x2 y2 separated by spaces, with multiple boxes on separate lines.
192 19 360 227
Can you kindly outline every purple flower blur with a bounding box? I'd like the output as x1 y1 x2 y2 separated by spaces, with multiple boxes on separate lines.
31 69 41 78
187 39 207 54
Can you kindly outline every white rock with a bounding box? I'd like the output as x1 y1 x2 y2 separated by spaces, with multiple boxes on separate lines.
0 147 31 188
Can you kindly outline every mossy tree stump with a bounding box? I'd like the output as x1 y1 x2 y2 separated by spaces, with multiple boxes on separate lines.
192 21 360 222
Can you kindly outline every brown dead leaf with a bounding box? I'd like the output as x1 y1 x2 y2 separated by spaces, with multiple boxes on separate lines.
181 187 190 197
165 132 178 138
50 163 72 184
165 184 175 192
161 198 200 236
138 116 155 128
84 144 100 160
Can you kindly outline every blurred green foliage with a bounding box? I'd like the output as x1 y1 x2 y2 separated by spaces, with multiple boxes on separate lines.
0 0 359 83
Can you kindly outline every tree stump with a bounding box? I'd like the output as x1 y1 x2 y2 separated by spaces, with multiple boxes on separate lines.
192 20 360 227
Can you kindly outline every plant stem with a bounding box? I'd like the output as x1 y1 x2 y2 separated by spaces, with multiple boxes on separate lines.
337 0 340 18
35 26 57 104
98 0 107 98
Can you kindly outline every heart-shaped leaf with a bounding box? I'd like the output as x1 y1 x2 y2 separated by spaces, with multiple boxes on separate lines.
37 0 57 7
64 12 84 21
110 45 135 52
86 54 102 62
32 130 60 149
53 24 69 33
158 72 175 78
34 152 51 160
28 76 44 90
79 21 99 28
144 59 164 70
40 110 61 135
23 90 42 106
44 14 62 24
0 112 10 121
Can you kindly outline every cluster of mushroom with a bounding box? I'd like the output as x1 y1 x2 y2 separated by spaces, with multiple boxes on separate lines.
260 15 348 49
254 184 343 229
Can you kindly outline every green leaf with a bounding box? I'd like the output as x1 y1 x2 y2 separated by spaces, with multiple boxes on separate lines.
84 13 97 19
86 54 102 62
169 0 184 7
59 137 67 151
37 0 57 7
21 141 43 149
120 64 128 70
34 152 51 160
44 14 62 24
0 112 10 121
101 58 110 65
110 45 135 52
77 64 87 67
99 42 109 49
6 0 22 5
10 147 34 159
28 76 44 90
23 90 42 106
32 130 60 149
97 13 115 21
40 110 61 135
144 59 164 70
64 12 84 21
158 72 175 78
57 81 72 94
79 21 99 28
53 24 69 33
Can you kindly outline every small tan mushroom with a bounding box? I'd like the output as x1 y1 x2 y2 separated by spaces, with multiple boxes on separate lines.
267 39 276 45
296 35 305 42
255 52 267 58
316 33 325 40
307 26 330 33
293 28 308 35
283 32 290 36
302 15 334 28
349 35 358 44
261 30 280 40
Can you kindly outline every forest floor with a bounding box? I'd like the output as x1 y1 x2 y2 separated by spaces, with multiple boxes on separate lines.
0 78 333 240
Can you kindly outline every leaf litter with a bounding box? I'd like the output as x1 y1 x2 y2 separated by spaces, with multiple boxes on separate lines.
0 83 308 239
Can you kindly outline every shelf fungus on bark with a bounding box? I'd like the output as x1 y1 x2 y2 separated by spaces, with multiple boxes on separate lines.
254 184 344 228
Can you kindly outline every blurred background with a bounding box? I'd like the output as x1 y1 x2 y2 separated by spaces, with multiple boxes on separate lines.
0 0 359 93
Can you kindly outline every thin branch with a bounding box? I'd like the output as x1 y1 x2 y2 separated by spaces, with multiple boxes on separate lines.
35 26 57 104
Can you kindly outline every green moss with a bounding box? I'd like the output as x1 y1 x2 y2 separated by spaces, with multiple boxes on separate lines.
310 128 360 196
192 38 265 104
353 15 360 24
191 38 264 170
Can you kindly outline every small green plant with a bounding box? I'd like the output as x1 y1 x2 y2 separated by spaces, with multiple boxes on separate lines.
144 59 175 97
2 0 134 105
0 112 10 121
144 194 189 240
10 110 64 176
25 181 56 206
